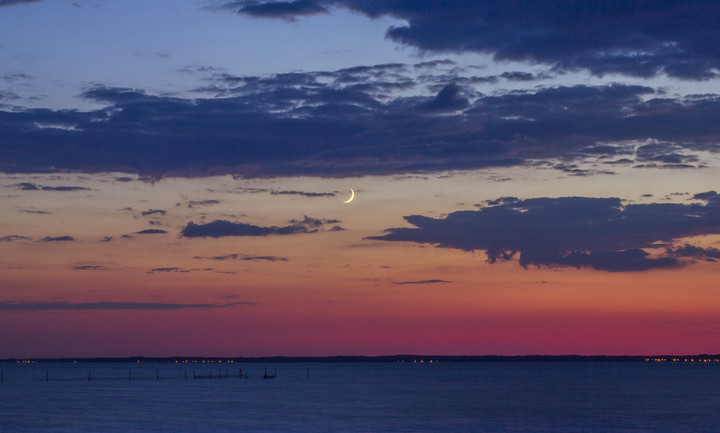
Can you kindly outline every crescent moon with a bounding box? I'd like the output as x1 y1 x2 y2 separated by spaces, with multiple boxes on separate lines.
343 188 355 204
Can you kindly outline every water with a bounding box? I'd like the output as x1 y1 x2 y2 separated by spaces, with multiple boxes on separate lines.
1 362 718 432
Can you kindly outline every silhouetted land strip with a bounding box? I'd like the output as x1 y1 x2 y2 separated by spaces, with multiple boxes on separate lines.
4 354 720 363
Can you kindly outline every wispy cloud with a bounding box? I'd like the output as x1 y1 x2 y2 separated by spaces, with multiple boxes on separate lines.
39 236 75 242
72 265 111 271
0 0 42 7
193 254 288 262
271 190 335 197
147 267 215 274
392 279 452 285
141 209 166 216
10 182 91 192
0 235 32 242
187 199 221 208
19 209 51 215
0 300 255 311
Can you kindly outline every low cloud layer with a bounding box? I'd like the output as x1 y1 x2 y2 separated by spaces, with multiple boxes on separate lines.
39 235 75 242
370 194 720 272
11 182 90 192
73 265 111 271
0 300 254 311
271 190 335 197
193 254 288 261
0 235 32 242
181 215 338 238
147 267 214 274
135 229 168 234
392 279 451 285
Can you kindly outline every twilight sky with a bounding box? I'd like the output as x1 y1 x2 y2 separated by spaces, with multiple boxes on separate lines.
1 0 720 358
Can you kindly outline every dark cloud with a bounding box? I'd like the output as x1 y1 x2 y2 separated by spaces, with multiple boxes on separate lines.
369 195 720 272
418 83 469 112
187 199 221 208
148 267 181 273
239 255 288 261
0 235 32 242
141 209 166 216
0 90 21 102
224 0 328 19
671 244 720 260
100 236 113 242
392 279 451 285
182 215 338 238
11 182 90 192
135 229 168 234
0 0 41 6
694 190 718 201
73 265 111 271
147 267 214 274
222 1 720 80
288 215 324 227
500 72 537 82
182 219 310 238
39 235 75 242
182 221 298 237
0 300 254 311
20 209 51 214
1 79 719 177
0 73 33 82
271 190 335 197
193 254 288 262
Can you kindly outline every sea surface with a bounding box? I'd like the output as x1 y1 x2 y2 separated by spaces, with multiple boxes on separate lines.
1 361 718 432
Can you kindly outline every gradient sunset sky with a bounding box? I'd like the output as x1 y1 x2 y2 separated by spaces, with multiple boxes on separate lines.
2 0 720 358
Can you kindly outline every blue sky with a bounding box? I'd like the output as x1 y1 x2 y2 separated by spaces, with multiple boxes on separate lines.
1 0 408 109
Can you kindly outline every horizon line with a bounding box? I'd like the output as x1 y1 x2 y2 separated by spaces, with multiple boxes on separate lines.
5 354 720 363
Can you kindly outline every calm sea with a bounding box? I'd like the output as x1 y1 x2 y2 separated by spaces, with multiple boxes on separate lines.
1 361 718 432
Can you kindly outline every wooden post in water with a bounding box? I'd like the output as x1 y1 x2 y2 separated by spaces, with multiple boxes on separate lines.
184 370 187 380
88 370 91 381
129 370 132 381
193 370 196 379
45 370 48 382
1 369 3 383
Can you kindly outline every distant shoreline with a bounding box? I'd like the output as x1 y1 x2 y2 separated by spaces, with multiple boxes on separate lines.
4 355 720 363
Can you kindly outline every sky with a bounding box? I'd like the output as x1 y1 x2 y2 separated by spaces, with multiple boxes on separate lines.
1 0 720 358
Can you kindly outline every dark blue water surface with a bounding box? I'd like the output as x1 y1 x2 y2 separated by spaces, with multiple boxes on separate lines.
1 362 718 432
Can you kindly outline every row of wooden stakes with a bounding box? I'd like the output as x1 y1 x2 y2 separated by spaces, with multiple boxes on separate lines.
0 367 283 382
